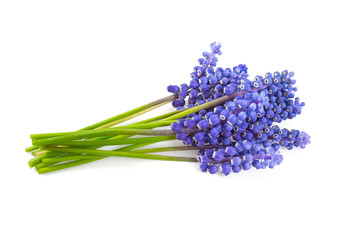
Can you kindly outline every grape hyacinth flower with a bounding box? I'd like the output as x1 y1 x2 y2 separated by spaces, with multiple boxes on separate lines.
166 43 310 175
26 42 310 176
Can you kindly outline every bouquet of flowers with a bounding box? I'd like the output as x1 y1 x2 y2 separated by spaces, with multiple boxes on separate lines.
26 42 310 175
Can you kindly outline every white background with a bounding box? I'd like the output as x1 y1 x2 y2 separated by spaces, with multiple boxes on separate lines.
1 0 359 239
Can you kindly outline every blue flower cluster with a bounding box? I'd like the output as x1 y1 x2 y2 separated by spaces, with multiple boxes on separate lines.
167 42 249 108
168 42 311 175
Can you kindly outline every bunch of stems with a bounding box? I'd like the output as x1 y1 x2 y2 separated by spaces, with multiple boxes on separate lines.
26 87 260 174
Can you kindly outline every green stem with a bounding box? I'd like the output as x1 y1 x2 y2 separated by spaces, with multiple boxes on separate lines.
38 146 196 174
119 120 176 129
133 109 182 124
41 143 192 164
28 155 49 168
131 146 210 153
42 146 203 164
42 146 196 162
35 141 160 170
25 146 38 152
80 94 176 130
38 159 100 174
96 102 171 129
30 120 176 140
42 155 101 164
52 135 176 147
32 128 176 146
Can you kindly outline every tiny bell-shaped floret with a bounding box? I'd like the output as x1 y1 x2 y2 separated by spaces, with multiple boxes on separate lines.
194 132 205 142
240 83 250 91
198 155 209 165
213 150 224 161
232 165 241 173
225 146 237 156
176 132 187 140
227 114 237 125
171 122 181 131
209 114 220 125
189 80 199 89
167 85 179 93
244 154 253 162
184 119 195 128
242 140 253 150
197 119 209 130
220 163 231 176
208 165 218 174
231 156 242 166
220 109 230 120
242 162 252 170
223 123 233 132
189 89 199 98
192 115 203 123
